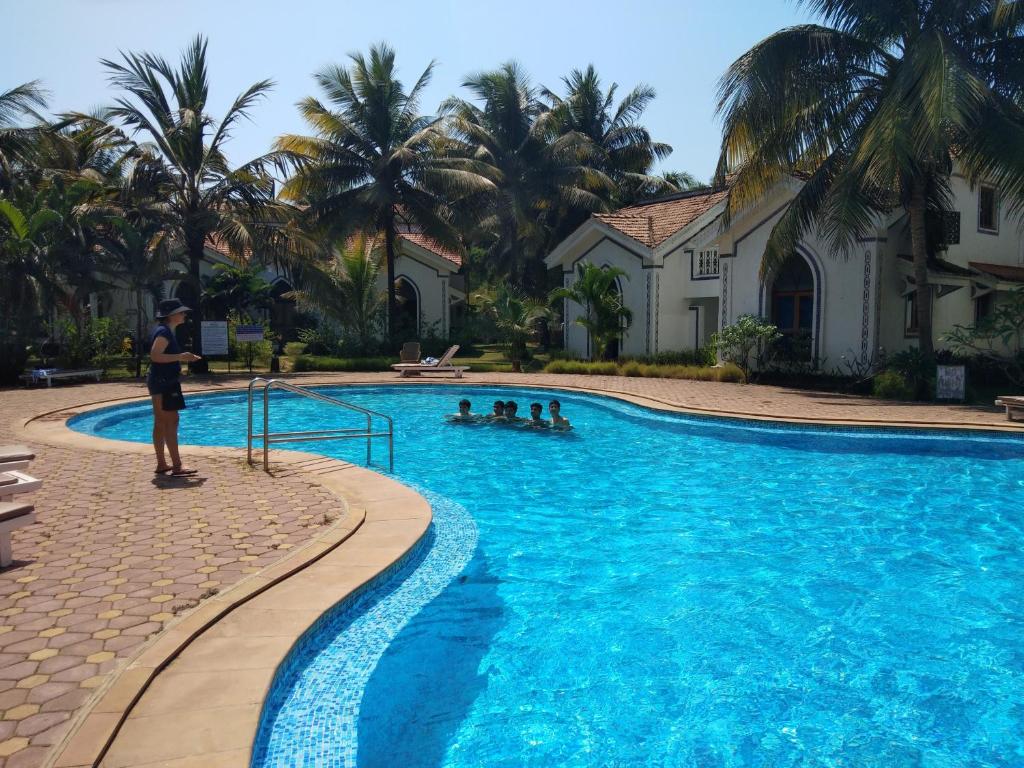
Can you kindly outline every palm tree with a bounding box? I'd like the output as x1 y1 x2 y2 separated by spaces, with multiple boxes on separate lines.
471 283 549 371
715 0 1024 360
550 262 632 360
0 81 48 192
442 62 609 294
543 65 673 209
101 35 283 371
276 43 491 341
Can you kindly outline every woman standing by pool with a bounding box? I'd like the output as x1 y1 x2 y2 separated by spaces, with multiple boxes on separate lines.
148 299 201 476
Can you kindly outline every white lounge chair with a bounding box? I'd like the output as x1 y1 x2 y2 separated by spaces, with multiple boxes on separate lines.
995 395 1024 421
0 471 42 502
0 502 36 568
399 342 421 363
0 445 34 471
390 345 469 378
21 368 102 387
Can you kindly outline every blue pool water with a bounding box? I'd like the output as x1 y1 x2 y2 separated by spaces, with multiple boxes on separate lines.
70 386 1024 767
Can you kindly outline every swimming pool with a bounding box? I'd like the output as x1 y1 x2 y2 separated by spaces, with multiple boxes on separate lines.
70 385 1024 767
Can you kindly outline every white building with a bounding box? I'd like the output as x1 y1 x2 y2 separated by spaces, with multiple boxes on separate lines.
100 231 464 343
546 177 1024 367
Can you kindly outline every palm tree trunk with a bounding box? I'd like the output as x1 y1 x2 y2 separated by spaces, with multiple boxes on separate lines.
187 235 209 373
908 181 934 361
384 219 398 345
135 289 144 378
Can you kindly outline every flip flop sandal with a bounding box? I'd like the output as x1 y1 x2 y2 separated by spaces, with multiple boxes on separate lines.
154 467 173 475
170 467 198 477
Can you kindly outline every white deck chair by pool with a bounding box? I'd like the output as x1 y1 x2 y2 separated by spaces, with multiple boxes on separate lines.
390 344 469 378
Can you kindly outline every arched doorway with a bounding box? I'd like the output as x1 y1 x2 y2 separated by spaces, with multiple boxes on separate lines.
394 277 420 339
770 255 815 360
602 273 625 360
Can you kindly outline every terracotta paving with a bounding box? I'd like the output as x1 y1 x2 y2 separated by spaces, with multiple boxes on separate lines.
0 372 1017 768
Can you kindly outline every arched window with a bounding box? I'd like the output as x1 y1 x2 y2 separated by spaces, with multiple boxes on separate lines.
771 256 813 336
394 276 420 338
770 255 814 359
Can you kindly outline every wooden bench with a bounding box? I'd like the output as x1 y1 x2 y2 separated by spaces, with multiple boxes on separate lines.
0 502 35 568
995 396 1024 422
21 368 102 387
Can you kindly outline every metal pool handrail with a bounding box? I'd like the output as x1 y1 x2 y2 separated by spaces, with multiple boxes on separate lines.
246 378 394 472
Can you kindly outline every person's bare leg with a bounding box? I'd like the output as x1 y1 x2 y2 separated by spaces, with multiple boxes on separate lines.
163 410 183 469
151 395 170 471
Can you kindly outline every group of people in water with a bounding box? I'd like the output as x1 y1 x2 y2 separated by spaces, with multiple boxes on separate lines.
447 398 572 430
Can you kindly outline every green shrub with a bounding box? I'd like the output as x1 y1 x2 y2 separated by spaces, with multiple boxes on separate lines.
543 359 743 382
292 355 394 372
873 370 915 400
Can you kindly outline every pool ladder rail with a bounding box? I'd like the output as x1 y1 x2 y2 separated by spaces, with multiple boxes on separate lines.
246 378 394 472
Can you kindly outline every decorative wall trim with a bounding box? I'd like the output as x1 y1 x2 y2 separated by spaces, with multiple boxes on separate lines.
654 272 661 352
860 250 872 357
720 262 730 329
645 272 652 354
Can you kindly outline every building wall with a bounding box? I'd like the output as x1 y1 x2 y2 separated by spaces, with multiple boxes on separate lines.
726 209 880 369
380 251 452 338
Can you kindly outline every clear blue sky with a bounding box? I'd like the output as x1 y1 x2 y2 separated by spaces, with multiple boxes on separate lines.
6 0 814 183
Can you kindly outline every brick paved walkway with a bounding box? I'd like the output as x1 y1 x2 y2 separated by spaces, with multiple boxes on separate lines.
0 372 1017 768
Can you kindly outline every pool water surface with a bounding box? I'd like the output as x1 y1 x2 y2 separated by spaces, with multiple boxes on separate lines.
71 385 1024 767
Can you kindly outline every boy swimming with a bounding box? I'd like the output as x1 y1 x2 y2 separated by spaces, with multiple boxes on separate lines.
527 402 547 427
548 399 572 429
447 399 476 422
485 400 506 420
503 401 525 422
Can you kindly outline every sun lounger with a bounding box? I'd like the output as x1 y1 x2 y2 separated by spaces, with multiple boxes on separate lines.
0 446 35 464
0 471 41 502
390 344 469 378
995 395 1024 421
21 368 102 387
0 502 36 568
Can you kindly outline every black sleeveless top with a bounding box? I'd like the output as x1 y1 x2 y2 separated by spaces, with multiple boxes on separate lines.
147 324 181 381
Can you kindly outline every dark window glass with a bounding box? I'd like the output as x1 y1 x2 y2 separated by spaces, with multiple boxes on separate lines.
975 293 994 322
774 296 795 330
798 296 813 329
979 187 998 232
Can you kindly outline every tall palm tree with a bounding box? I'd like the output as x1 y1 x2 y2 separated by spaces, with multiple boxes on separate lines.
543 65 673 209
442 63 609 294
715 0 1024 360
101 35 283 371
276 43 492 341
0 81 48 192
550 262 632 360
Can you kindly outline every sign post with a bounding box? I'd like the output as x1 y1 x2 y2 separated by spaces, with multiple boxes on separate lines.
936 365 966 402
200 321 230 372
234 324 265 373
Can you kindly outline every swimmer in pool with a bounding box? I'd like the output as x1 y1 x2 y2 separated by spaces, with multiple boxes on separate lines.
549 399 572 429
527 402 547 427
485 400 506 421
503 400 525 423
447 399 476 422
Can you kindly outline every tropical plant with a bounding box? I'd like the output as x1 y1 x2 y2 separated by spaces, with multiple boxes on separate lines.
0 81 48 192
276 43 490 339
714 0 1024 361
712 314 782 383
944 286 1024 386
101 35 284 371
549 262 632 361
201 263 272 321
308 234 387 354
471 283 549 371
442 62 608 293
544 65 674 209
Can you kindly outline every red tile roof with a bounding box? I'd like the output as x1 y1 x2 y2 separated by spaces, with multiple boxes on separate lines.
594 188 729 248
969 261 1024 283
398 233 462 267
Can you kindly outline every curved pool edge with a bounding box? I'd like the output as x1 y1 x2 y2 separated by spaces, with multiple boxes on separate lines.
18 377 1024 767
16 394 432 768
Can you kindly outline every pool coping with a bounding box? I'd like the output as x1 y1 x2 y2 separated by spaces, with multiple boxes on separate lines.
20 376 1024 767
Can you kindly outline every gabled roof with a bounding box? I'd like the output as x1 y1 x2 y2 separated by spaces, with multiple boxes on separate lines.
398 233 462 267
969 261 1024 284
593 188 729 248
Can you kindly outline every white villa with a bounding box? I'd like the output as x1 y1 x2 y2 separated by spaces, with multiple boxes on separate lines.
100 228 464 343
546 174 1024 367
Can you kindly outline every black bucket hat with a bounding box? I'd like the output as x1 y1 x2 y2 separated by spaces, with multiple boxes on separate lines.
155 298 192 319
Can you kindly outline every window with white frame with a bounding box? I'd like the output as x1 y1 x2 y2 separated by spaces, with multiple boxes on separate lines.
979 185 999 233
692 247 720 278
